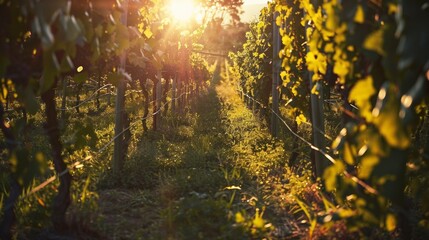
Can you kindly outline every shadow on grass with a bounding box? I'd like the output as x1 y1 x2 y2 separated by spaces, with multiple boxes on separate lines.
95 79 254 238
96 63 284 239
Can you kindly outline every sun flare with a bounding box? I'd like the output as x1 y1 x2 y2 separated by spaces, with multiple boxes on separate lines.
168 0 198 22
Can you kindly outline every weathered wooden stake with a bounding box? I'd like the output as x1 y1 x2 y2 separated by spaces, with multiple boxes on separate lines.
113 0 128 176
271 11 281 137
307 0 327 179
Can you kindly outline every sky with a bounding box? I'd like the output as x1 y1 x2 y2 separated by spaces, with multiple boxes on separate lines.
243 0 268 5
241 0 268 22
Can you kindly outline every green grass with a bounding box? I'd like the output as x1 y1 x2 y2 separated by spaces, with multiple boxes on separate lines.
91 63 323 239
1 64 347 239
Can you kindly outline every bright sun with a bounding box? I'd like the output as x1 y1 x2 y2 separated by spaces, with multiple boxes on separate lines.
168 0 198 22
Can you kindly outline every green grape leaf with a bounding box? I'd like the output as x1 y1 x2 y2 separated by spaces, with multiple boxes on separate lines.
333 59 351 84
295 113 307 126
371 83 411 149
20 84 40 115
348 76 376 121
65 16 81 41
373 98 411 149
276 16 282 26
40 52 60 93
60 55 74 73
386 213 397 231
306 51 327 75
343 142 356 165
354 5 365 24
324 161 345 192
358 155 379 179
144 27 153 39
364 29 385 56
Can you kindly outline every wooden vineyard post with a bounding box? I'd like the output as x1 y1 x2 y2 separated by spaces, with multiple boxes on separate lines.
271 11 281 137
182 81 189 109
152 78 157 130
172 72 177 113
252 95 256 115
308 0 327 179
178 74 183 114
113 0 128 176
178 49 184 114
107 84 112 106
96 67 102 111
155 70 162 130
61 76 68 121
195 70 199 97
310 77 327 179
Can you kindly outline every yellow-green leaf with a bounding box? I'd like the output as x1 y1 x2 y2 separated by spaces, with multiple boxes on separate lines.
252 208 265 228
306 51 327 75
296 113 307 126
282 35 292 46
373 94 411 149
324 161 345 191
386 214 397 231
343 143 355 165
354 5 365 24
235 212 245 223
348 76 376 121
324 43 334 53
257 21 264 29
280 71 287 81
144 28 153 39
388 3 398 15
358 155 379 179
276 16 282 26
364 29 385 55
333 59 351 84
2 86 7 100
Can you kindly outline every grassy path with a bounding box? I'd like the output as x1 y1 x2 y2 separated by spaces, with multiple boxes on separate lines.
96 63 311 239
